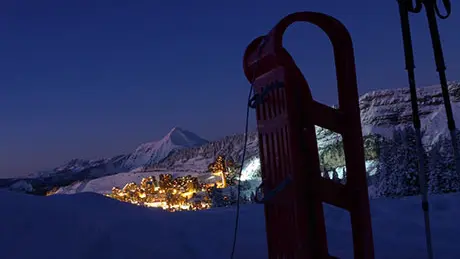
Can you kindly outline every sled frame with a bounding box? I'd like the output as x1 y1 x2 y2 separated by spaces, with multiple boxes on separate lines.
243 12 375 259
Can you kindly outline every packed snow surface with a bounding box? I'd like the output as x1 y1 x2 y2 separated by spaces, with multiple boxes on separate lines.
0 190 459 259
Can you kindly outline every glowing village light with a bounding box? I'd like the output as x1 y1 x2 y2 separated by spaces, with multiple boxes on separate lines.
103 156 244 212
104 173 221 212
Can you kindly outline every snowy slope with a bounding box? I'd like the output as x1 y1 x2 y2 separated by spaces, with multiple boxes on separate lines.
1 190 459 259
28 155 129 179
154 132 259 173
122 127 208 169
55 155 260 196
55 170 220 195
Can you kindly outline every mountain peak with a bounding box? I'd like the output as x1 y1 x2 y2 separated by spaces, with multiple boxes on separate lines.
167 126 185 135
121 127 208 169
162 127 208 146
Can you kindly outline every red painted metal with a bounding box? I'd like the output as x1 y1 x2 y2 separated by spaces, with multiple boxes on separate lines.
243 12 375 259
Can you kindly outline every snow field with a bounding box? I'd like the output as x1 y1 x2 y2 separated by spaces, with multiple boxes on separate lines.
1 190 459 259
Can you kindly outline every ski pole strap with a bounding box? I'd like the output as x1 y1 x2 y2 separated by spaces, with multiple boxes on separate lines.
254 175 293 204
249 81 285 109
402 0 451 19
399 0 422 13
435 0 451 19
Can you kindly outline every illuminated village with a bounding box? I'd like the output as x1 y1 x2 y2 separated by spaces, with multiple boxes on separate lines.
105 155 239 212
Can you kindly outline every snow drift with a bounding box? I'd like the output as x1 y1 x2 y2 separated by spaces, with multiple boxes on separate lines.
0 190 459 259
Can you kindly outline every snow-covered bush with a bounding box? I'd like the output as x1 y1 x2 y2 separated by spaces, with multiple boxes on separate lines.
9 180 34 193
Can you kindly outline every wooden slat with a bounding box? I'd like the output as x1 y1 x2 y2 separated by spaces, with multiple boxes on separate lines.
257 113 289 133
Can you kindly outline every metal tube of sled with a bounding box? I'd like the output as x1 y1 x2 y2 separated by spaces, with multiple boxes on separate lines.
397 1 434 258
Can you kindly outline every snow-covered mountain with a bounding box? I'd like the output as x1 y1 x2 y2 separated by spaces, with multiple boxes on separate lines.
10 127 208 194
43 127 207 177
156 82 460 173
30 155 128 179
153 132 259 173
122 127 208 169
359 81 460 144
6 82 460 195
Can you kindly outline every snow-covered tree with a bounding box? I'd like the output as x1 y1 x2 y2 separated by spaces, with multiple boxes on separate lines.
229 186 238 205
208 155 239 187
210 185 225 208
376 128 421 197
427 141 444 193
208 155 226 174
224 158 239 186
323 167 330 180
341 167 347 185
397 127 421 196
376 137 400 197
332 168 340 183
428 134 460 193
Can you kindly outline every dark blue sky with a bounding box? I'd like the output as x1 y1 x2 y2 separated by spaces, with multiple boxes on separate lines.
1 0 459 177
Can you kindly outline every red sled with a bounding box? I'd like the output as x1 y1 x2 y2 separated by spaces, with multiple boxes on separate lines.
243 12 375 259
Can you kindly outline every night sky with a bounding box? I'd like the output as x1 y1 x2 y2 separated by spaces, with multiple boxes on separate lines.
1 0 459 177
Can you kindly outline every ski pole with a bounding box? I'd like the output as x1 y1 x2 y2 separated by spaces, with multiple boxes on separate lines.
421 0 460 178
397 0 433 258
405 0 459 175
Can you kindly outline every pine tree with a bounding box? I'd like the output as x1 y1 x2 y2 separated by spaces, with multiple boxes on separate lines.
397 127 421 196
427 142 444 194
433 134 460 193
323 167 331 180
332 168 340 183
377 127 424 197
376 136 400 197
341 167 347 185
210 185 225 208
224 158 238 186
208 155 226 173
229 186 237 205
250 191 256 203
